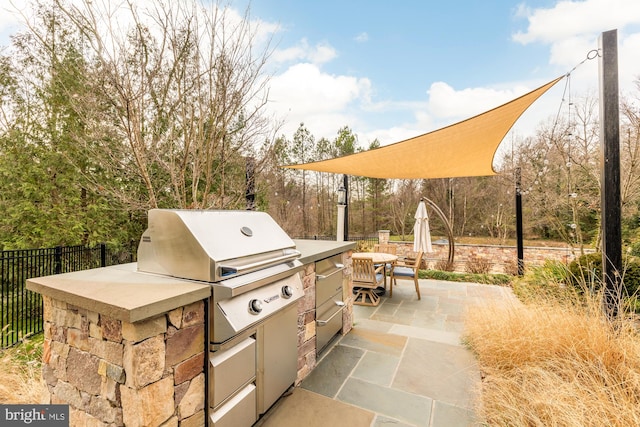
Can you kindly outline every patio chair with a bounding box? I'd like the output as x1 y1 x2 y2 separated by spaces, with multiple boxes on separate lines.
389 251 423 300
373 244 397 255
373 243 397 288
352 257 385 306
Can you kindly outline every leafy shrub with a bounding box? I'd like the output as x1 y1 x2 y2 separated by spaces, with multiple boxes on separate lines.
621 263 640 297
532 260 572 284
355 240 374 252
567 252 603 292
567 253 640 310
512 261 576 303
628 241 640 257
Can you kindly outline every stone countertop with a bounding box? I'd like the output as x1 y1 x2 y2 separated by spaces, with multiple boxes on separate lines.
26 263 211 324
26 240 353 324
294 239 355 264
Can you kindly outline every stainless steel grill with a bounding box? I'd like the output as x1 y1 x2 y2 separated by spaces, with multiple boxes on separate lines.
137 209 304 427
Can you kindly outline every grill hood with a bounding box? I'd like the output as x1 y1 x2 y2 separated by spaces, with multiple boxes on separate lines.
137 209 300 282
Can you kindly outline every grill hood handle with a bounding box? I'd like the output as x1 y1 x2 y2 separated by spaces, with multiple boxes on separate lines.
219 249 301 277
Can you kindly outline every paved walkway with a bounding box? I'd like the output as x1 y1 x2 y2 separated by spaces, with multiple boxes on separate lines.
256 279 517 427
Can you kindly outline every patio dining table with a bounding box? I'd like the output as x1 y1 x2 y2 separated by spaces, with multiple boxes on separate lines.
352 252 398 264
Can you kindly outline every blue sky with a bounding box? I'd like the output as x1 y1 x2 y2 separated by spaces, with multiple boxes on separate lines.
2 0 640 149
236 0 640 147
249 0 549 91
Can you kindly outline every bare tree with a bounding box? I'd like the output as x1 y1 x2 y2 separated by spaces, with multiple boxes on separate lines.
388 180 419 240
509 94 600 252
621 96 640 212
29 0 276 210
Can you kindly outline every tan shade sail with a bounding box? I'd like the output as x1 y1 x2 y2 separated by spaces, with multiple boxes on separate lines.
284 76 564 179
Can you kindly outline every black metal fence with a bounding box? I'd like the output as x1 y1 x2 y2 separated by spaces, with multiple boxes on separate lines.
0 243 136 348
1 236 376 348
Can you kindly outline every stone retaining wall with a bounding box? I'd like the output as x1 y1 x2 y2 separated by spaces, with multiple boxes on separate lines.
41 296 205 427
392 242 591 274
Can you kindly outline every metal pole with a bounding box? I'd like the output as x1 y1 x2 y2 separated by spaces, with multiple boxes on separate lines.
245 156 256 210
343 174 349 241
54 246 62 275
100 243 107 268
515 168 524 275
599 29 622 318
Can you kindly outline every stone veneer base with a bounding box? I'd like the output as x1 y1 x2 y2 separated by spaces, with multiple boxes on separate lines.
42 297 205 427
296 251 353 384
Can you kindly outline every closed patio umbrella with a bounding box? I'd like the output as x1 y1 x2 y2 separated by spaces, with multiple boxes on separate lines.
413 199 433 253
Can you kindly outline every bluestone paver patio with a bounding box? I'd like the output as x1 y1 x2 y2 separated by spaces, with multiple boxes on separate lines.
256 278 517 427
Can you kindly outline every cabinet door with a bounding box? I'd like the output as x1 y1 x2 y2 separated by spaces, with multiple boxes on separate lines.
257 304 298 414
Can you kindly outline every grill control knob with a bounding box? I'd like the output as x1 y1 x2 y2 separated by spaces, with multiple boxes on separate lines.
248 299 263 314
281 285 294 299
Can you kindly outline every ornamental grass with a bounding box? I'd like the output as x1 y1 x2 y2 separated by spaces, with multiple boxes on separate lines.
0 333 48 404
464 275 640 426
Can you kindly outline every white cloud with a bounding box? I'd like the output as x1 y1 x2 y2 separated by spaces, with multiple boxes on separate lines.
265 0 640 149
0 0 31 42
0 3 20 26
355 32 368 43
4 0 639 152
357 1 640 149
426 82 531 121
0 0 282 60
621 32 640 85
269 63 370 114
513 0 640 95
271 38 337 65
266 62 371 137
357 79 564 148
310 43 338 64
360 126 425 147
284 112 362 142
513 0 640 44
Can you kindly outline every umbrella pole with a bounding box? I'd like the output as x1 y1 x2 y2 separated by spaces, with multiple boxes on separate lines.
421 197 455 268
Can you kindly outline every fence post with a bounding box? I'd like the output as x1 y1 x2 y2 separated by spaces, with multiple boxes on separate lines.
54 246 62 274
0 250 3 292
130 240 136 262
100 243 107 267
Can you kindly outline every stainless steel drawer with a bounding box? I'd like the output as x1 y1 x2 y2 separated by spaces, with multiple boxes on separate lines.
209 383 257 427
316 292 344 354
209 337 256 409
316 257 344 305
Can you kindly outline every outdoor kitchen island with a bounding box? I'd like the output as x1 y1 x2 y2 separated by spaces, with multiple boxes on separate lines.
27 234 354 427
